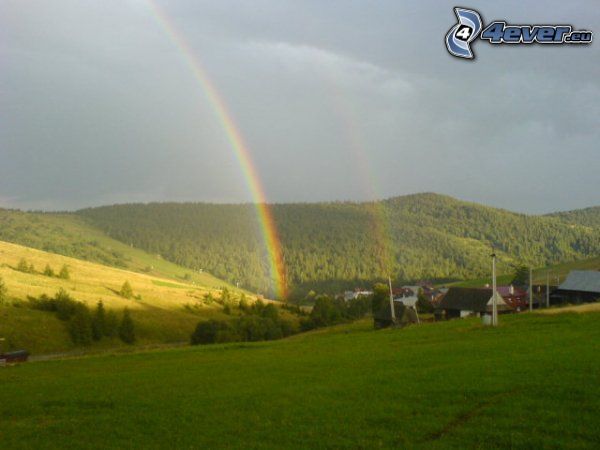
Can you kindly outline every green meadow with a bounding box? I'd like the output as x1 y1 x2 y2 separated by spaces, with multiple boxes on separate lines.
1 310 598 449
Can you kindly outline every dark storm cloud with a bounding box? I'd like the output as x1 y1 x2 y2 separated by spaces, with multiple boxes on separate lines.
1 0 598 212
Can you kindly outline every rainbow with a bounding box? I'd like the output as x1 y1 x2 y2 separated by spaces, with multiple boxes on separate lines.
327 82 394 278
145 1 286 298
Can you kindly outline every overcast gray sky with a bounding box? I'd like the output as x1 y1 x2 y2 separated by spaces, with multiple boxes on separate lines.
1 0 598 213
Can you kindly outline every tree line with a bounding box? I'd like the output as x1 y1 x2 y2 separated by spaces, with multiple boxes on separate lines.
28 289 136 345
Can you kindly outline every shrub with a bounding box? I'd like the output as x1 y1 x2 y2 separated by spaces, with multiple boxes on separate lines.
54 288 79 321
58 264 70 280
261 303 280 321
371 283 390 315
17 258 31 273
120 281 133 299
43 264 55 277
191 319 236 345
236 315 269 342
27 293 55 311
309 296 343 328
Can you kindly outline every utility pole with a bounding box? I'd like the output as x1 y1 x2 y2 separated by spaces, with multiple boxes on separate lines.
546 271 550 308
388 276 396 323
529 267 533 312
491 250 498 327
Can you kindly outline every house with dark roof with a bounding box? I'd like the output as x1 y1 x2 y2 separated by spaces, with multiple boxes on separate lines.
435 287 512 320
374 302 418 329
552 270 600 304
496 285 529 310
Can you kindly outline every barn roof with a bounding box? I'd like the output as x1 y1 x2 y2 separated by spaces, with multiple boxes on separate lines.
558 270 600 294
437 287 510 313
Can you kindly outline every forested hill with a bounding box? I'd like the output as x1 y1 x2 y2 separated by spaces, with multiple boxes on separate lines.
546 206 600 229
77 193 600 299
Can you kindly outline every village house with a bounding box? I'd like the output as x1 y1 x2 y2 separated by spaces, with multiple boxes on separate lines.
551 270 600 304
435 287 512 320
496 285 529 310
393 295 418 308
374 301 418 329
343 289 373 301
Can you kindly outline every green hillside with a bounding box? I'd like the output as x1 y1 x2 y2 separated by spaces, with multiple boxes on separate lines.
450 256 600 288
547 206 600 229
77 193 600 298
0 209 240 290
1 311 598 448
0 240 288 355
2 194 598 300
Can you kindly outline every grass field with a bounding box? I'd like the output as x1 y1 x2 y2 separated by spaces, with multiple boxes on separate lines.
0 240 268 354
0 310 598 449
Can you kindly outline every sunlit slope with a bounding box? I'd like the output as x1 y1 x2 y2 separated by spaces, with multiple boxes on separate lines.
0 240 256 354
0 312 598 448
0 209 239 290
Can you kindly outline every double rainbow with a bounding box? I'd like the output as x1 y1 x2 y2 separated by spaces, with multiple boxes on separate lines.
146 1 286 298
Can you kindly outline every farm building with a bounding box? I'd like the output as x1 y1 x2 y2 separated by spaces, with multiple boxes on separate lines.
394 295 418 308
435 287 512 320
551 270 600 304
343 289 373 301
496 285 529 310
374 302 418 329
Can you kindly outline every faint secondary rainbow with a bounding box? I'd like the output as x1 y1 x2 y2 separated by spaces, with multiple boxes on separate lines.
326 79 395 279
145 1 286 298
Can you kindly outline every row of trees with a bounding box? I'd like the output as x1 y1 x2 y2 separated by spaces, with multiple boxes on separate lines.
301 294 371 330
28 289 135 345
191 300 296 345
16 258 70 279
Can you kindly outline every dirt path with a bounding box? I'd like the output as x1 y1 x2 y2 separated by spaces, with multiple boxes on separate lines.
29 341 189 362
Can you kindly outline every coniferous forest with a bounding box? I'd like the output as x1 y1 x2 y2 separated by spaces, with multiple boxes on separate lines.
1 193 598 299
76 193 599 298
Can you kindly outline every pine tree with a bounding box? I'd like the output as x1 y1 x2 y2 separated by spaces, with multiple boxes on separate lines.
118 309 136 344
58 264 70 280
105 310 119 337
68 305 93 345
120 281 133 299
511 265 530 287
0 276 8 304
92 301 106 341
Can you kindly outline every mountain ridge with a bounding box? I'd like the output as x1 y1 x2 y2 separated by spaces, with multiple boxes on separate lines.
2 193 598 299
